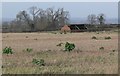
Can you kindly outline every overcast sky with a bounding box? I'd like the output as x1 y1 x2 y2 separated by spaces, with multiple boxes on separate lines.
2 2 118 19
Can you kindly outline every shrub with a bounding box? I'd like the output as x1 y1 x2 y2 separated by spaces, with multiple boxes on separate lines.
99 47 104 50
34 38 38 40
26 36 28 38
105 36 111 39
32 58 45 66
25 48 33 52
92 36 97 39
112 50 116 52
56 42 63 47
3 47 13 54
60 32 63 34
2 65 3 68
64 42 75 52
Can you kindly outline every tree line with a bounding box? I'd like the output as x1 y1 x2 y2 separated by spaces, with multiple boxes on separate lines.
2 6 112 33
2 6 70 32
87 13 105 25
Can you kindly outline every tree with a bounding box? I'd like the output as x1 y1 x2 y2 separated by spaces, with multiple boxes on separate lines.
97 13 105 25
2 21 11 32
16 6 41 32
46 7 69 30
15 6 70 32
87 14 97 25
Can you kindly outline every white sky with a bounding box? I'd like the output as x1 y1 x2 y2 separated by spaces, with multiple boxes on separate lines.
2 2 118 19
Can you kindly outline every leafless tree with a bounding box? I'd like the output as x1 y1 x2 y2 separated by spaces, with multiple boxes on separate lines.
16 6 42 32
46 7 69 30
97 13 105 25
87 14 97 25
15 6 69 32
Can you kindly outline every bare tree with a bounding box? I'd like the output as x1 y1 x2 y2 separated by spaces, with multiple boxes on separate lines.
36 8 48 31
46 7 69 30
97 13 105 25
29 6 41 30
13 6 70 32
87 14 97 24
16 6 41 32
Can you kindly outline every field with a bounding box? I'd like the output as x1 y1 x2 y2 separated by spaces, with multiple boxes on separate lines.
2 31 118 74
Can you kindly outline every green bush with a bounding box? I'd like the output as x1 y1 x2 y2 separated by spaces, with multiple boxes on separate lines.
64 42 75 52
105 36 111 39
3 47 13 54
32 58 45 66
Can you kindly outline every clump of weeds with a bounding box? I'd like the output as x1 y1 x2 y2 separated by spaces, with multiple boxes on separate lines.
32 58 45 66
3 47 13 55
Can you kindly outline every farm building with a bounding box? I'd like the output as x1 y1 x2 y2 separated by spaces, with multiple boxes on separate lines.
68 24 88 32
68 23 118 32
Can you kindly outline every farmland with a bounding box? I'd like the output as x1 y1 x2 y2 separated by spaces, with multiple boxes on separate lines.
2 31 118 74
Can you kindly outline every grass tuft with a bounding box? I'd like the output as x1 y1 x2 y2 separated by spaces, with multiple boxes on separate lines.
92 36 97 39
105 36 111 40
32 58 45 66
23 48 33 52
99 47 104 50
56 42 63 47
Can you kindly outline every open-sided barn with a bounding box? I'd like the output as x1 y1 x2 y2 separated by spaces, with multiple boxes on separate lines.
68 24 88 32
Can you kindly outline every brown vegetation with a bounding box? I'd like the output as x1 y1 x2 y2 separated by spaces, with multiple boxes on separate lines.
2 31 118 74
61 25 71 33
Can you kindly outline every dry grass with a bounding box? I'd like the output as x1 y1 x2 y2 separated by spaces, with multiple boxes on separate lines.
2 31 118 74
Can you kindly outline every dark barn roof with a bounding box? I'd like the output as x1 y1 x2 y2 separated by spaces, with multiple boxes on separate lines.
68 24 88 32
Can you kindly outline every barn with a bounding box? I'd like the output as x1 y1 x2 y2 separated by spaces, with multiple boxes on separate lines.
68 24 88 32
